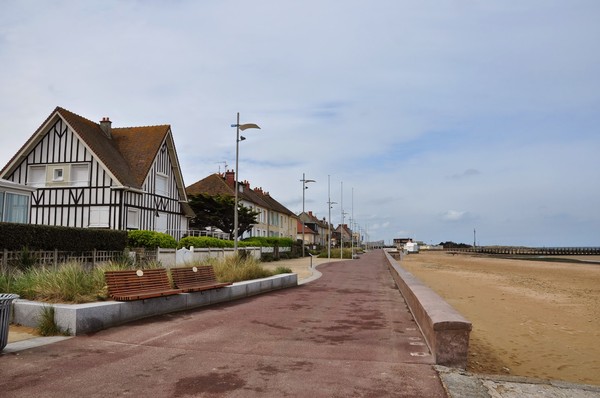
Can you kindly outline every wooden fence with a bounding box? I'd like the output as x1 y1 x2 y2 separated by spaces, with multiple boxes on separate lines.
1 246 292 271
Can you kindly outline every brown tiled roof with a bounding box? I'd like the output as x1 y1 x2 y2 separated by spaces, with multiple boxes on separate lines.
186 173 234 197
259 191 295 217
297 220 316 234
112 125 170 188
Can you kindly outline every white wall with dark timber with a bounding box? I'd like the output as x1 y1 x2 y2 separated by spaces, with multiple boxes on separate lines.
6 117 121 229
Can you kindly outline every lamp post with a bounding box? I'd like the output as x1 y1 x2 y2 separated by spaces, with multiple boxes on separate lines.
327 175 336 260
340 181 344 259
300 173 315 257
231 112 260 255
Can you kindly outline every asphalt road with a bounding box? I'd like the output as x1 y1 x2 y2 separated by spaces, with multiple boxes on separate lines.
0 251 446 397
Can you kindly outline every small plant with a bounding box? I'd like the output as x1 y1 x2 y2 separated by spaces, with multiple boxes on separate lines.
317 248 353 259
210 256 273 282
36 305 64 336
273 266 292 274
17 246 37 271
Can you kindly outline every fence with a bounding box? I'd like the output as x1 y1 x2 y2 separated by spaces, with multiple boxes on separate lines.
444 247 600 255
1 246 292 271
0 248 128 271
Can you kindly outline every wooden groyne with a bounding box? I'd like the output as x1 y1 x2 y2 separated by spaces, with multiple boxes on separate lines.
444 247 600 256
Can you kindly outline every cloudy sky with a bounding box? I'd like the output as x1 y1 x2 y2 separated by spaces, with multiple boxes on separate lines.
1 1 598 246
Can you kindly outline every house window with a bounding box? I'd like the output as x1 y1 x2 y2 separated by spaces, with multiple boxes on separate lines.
89 206 110 227
53 168 64 181
71 164 90 187
2 192 29 223
27 166 46 187
155 211 168 233
155 173 168 196
127 208 139 229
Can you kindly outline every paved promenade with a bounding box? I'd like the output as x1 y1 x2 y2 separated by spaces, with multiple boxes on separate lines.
0 251 447 397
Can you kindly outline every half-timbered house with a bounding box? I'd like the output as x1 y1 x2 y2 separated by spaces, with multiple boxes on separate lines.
0 107 194 239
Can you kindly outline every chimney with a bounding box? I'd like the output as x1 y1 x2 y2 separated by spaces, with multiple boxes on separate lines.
224 170 235 187
308 211 313 217
100 117 112 138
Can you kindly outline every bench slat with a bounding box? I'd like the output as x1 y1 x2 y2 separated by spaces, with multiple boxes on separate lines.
170 266 232 293
104 268 183 301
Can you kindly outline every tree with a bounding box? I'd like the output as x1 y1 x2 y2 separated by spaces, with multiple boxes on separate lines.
188 194 260 240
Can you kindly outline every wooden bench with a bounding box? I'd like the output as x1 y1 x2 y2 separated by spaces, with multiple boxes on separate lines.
170 266 232 293
104 268 183 301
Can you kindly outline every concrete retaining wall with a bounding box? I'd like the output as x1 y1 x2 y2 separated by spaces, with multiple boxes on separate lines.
384 251 472 368
12 273 297 336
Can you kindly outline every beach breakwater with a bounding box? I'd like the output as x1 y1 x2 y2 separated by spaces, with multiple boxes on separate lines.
445 246 600 255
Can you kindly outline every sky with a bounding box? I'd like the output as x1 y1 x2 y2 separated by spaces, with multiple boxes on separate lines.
1 0 599 247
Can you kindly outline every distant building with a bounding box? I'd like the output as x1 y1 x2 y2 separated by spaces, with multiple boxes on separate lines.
296 219 317 246
298 211 329 247
186 171 297 239
394 238 419 253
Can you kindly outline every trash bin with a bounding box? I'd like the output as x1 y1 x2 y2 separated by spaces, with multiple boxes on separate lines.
0 293 19 351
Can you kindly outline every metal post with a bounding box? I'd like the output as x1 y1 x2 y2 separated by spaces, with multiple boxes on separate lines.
234 112 240 254
300 173 315 257
340 181 344 259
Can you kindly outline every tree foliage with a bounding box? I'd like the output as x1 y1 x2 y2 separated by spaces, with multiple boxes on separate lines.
438 241 472 248
188 194 260 240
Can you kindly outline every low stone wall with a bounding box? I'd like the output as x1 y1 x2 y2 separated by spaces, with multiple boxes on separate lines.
384 250 472 368
12 273 297 336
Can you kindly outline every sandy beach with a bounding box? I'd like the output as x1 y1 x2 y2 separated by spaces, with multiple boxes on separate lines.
398 251 600 386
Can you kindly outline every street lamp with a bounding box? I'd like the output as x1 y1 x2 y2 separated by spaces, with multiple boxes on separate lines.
327 175 336 260
300 173 315 257
231 112 260 255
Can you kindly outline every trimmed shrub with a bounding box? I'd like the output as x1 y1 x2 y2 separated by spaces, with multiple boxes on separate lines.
178 236 234 249
0 222 127 251
242 237 294 247
127 230 177 249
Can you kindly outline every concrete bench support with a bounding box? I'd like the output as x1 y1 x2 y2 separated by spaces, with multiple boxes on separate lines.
384 251 472 368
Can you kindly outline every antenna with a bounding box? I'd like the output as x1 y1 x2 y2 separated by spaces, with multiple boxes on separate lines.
216 161 228 173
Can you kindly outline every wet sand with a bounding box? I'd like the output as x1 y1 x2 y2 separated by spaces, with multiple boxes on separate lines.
399 251 600 386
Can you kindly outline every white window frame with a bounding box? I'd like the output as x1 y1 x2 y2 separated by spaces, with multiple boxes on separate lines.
52 168 64 182
155 211 168 233
3 192 29 223
71 163 90 187
127 208 140 229
155 173 169 197
89 206 110 228
27 165 46 187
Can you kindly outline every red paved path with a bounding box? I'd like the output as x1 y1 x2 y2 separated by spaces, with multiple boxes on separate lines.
0 250 446 397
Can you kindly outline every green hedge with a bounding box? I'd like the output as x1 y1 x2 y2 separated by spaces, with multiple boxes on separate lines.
177 236 294 250
127 230 177 249
242 237 294 247
0 222 127 251
178 236 235 249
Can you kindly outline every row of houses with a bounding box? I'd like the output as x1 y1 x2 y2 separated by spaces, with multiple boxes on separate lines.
0 106 359 247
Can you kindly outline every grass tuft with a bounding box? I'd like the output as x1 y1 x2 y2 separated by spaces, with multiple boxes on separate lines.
36 305 64 336
207 256 273 283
